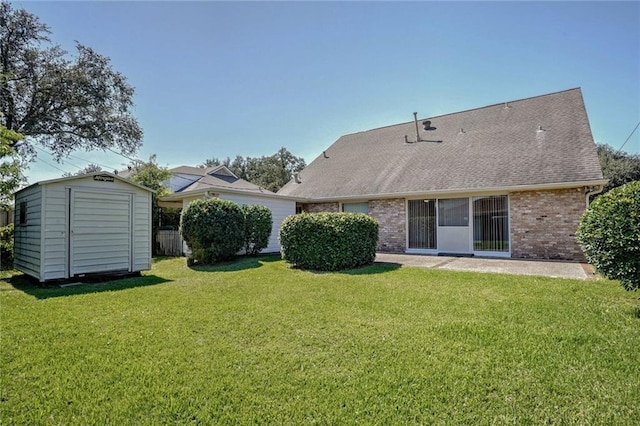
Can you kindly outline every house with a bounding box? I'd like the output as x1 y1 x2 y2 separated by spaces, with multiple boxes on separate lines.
277 88 607 261
158 165 298 253
13 172 153 282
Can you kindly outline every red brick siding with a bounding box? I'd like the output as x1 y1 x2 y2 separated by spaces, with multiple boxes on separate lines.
301 202 339 213
369 199 406 253
510 189 586 261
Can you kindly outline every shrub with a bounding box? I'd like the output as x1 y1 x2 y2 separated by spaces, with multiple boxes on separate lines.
279 212 379 271
180 198 245 265
0 223 13 270
577 180 640 290
241 204 272 256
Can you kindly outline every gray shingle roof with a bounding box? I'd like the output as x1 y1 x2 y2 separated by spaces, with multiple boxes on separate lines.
278 88 605 200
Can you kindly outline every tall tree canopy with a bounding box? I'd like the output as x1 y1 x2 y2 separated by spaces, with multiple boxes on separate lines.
201 147 305 192
0 125 24 210
0 1 142 162
597 144 640 194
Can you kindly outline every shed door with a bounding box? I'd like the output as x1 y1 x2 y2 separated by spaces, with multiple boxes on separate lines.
70 189 132 276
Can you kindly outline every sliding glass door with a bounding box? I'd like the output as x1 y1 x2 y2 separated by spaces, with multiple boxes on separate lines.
472 196 509 252
407 199 436 249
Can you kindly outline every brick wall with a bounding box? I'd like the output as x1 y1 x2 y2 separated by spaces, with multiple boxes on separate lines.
510 188 586 261
369 198 406 253
301 202 339 213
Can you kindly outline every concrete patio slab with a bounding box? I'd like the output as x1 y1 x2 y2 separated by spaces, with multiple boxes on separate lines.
375 253 595 280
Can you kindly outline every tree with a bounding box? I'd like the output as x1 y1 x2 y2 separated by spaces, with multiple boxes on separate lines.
0 1 142 164
200 147 305 192
577 180 640 290
62 163 102 177
597 144 640 194
0 125 24 210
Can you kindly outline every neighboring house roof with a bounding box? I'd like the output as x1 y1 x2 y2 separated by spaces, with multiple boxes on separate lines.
278 88 606 201
159 165 301 202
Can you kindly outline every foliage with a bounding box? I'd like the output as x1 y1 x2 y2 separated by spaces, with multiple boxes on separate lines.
0 1 142 164
201 147 306 192
127 154 171 196
0 223 13 270
180 198 245 265
577 180 640 290
279 212 379 271
597 144 640 194
241 204 272 255
0 126 25 209
1 257 639 424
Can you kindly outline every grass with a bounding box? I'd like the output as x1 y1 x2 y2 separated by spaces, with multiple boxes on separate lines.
1 256 639 424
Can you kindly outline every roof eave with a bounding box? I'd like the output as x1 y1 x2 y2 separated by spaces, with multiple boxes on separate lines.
159 186 305 202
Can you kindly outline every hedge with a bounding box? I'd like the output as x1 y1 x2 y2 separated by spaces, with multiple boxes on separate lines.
241 204 272 256
180 198 245 265
577 180 640 290
279 212 379 271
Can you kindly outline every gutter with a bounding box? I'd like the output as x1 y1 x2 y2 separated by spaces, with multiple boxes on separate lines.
585 184 605 207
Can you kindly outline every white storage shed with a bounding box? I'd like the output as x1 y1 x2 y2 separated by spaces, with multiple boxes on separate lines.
13 172 153 282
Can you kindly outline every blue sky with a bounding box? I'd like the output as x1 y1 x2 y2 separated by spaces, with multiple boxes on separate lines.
14 1 640 184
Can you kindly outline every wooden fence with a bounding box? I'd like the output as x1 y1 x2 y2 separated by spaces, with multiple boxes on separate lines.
156 230 183 256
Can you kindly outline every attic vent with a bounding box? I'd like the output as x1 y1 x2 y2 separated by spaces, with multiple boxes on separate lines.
294 173 301 184
459 128 465 134
536 125 545 132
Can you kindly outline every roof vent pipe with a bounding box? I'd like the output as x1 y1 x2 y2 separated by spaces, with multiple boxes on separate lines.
323 150 329 158
413 112 421 142
294 173 301 184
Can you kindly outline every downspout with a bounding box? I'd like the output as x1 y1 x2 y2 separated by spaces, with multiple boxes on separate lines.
585 185 604 207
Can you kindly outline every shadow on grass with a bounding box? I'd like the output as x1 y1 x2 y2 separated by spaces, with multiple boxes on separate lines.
188 254 282 273
3 273 172 300
297 261 402 275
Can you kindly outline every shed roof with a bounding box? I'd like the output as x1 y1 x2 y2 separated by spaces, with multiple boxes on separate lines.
278 88 605 200
15 171 155 195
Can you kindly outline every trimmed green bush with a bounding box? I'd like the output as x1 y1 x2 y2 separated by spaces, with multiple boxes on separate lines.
577 180 640 290
279 212 379 271
241 204 272 256
0 223 13 270
180 198 245 265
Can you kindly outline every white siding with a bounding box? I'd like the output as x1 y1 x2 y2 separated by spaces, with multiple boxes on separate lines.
13 185 43 279
219 194 295 253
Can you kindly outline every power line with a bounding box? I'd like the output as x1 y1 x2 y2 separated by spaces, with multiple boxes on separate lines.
618 121 640 153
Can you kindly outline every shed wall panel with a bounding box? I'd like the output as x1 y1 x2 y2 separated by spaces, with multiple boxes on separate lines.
13 185 42 278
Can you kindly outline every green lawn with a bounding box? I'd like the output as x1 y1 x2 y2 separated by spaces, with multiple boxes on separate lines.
1 256 638 424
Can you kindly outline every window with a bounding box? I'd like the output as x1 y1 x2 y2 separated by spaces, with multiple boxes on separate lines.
18 201 27 225
438 198 469 227
473 195 509 252
342 202 369 214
